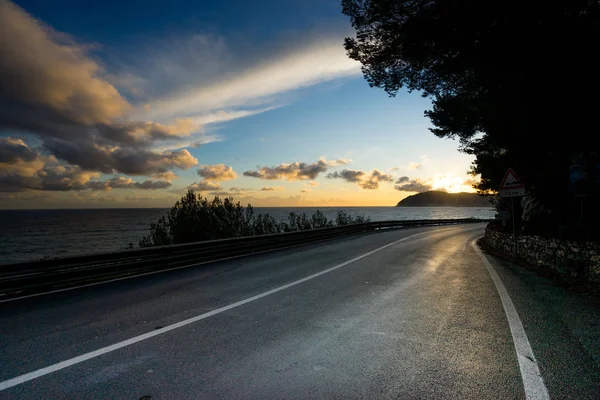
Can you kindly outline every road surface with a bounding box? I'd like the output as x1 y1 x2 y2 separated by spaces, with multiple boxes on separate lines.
0 224 599 399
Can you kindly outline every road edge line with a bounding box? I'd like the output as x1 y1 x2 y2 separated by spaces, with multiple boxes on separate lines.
472 239 550 400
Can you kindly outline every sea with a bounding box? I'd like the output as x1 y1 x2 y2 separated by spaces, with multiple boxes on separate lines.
0 207 495 264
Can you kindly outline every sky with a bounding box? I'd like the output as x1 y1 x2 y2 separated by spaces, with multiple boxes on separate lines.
0 0 478 209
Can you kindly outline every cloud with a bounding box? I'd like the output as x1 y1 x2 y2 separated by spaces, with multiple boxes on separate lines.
125 196 153 201
394 176 433 193
190 109 273 126
1 137 176 192
42 139 198 175
243 158 347 181
152 171 179 180
301 189 311 193
188 181 223 191
0 138 38 163
260 186 285 191
208 187 254 196
77 176 172 191
0 163 100 192
0 1 130 127
0 2 200 177
137 39 360 121
197 164 237 181
327 169 394 190
88 195 117 203
229 187 253 193
0 2 362 200
408 162 422 170
463 178 479 187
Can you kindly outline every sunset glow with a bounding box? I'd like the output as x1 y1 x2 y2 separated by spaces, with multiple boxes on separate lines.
0 0 479 208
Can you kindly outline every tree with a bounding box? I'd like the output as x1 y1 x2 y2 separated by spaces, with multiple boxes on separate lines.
342 0 600 236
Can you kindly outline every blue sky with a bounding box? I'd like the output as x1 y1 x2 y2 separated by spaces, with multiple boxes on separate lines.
0 0 476 208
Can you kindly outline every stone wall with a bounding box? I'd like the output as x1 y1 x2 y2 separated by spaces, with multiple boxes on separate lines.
484 226 600 282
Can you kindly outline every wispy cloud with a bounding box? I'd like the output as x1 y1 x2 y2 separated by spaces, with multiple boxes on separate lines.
259 186 285 192
139 40 361 121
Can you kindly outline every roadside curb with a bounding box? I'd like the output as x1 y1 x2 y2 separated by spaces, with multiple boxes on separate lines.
476 238 600 298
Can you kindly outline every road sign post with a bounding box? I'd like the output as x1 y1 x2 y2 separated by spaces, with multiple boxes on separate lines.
499 168 525 257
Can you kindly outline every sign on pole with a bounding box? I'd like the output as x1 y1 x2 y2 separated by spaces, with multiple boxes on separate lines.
499 168 525 198
498 168 524 257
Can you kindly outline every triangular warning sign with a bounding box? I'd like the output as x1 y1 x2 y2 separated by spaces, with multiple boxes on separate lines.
500 168 524 189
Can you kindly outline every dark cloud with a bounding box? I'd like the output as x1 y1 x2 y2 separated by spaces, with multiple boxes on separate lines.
259 186 284 191
43 138 197 175
0 138 172 192
243 158 348 181
0 163 98 192
134 180 172 190
88 177 172 191
0 138 38 163
243 170 263 178
327 169 394 189
0 2 199 177
394 177 433 192
327 170 364 182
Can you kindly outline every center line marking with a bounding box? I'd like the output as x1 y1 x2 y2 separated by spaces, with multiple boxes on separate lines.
0 230 437 392
472 240 550 400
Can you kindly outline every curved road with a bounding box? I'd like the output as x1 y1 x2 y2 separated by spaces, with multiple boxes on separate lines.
1 224 599 399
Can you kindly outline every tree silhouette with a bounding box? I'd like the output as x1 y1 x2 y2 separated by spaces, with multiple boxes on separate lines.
342 0 600 235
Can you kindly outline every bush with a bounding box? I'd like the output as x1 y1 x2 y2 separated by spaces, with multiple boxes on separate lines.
335 210 371 226
139 191 371 247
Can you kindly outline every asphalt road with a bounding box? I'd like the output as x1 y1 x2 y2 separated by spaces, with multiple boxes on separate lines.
0 224 599 399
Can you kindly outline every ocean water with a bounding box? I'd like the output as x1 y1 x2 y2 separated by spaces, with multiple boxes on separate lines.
0 207 494 264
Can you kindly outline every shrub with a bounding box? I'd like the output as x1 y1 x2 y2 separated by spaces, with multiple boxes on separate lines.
140 190 371 247
335 210 371 226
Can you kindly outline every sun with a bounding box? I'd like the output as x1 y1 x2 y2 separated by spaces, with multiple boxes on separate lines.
431 175 477 193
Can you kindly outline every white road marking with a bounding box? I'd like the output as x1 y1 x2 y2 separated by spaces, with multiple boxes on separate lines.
0 230 433 392
472 240 550 400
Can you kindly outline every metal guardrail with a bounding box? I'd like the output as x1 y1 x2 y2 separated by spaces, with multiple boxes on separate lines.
0 218 490 300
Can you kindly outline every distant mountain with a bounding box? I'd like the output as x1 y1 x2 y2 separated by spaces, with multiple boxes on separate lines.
396 191 492 207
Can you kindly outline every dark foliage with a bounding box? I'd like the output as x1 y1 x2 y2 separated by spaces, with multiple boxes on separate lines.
140 191 370 247
343 0 600 236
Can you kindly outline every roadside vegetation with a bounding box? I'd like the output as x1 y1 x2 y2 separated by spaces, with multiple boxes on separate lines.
139 190 371 247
